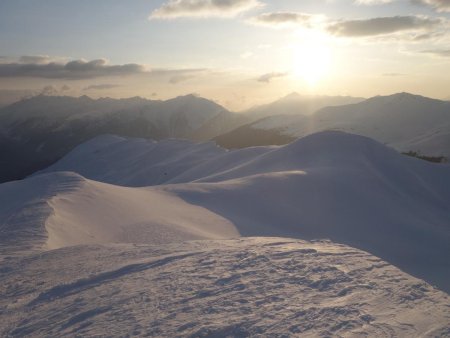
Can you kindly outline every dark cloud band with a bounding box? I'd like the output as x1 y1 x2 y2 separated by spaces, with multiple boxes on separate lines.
0 58 207 80
0 59 145 79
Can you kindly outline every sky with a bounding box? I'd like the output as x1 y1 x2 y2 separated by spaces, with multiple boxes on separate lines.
0 0 449 110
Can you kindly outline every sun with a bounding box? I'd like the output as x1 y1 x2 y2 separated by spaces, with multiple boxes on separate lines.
291 33 332 86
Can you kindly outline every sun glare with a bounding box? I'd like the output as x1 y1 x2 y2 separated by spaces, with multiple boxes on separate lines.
291 33 332 86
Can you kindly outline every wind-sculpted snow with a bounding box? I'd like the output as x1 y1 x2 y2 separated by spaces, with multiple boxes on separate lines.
0 172 85 259
0 238 449 337
0 171 238 260
5 131 450 293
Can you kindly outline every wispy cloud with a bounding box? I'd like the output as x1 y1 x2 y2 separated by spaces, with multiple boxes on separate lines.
355 0 394 4
240 51 253 59
248 12 324 28
382 72 406 76
257 72 287 83
83 84 121 91
356 0 450 12
414 0 450 13
19 55 53 64
327 16 441 37
420 49 450 57
247 12 445 42
151 68 208 84
168 74 196 84
150 0 263 19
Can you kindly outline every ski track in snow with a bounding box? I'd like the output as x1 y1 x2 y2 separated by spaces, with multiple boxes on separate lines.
1 238 449 337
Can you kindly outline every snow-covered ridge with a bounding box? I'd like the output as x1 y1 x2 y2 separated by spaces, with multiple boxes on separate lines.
4 131 450 294
35 135 226 186
0 171 238 259
1 238 449 337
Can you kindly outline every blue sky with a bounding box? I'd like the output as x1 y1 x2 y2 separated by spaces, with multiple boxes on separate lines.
0 0 449 109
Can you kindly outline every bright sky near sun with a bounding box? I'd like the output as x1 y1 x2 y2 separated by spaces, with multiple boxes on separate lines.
0 0 449 110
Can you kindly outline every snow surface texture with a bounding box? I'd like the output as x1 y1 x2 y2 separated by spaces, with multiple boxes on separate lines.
1 238 449 337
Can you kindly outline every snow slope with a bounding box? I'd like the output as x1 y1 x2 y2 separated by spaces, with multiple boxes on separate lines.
0 171 237 259
13 131 450 293
35 135 226 186
1 238 449 337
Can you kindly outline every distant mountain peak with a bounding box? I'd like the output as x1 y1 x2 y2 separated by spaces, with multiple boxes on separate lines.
172 93 200 100
282 92 302 100
370 92 431 103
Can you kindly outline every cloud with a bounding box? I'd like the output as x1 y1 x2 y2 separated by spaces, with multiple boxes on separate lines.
150 0 263 19
0 58 145 79
0 57 207 80
355 0 393 4
327 16 441 37
356 0 450 12
38 85 72 95
382 72 406 76
151 68 207 84
257 72 287 83
19 55 52 64
248 12 324 28
414 0 450 12
83 84 121 91
240 51 253 59
169 74 196 84
39 85 59 96
420 49 450 57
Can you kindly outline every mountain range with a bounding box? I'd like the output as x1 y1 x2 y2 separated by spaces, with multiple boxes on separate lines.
0 94 234 183
1 91 448 184
215 93 450 158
